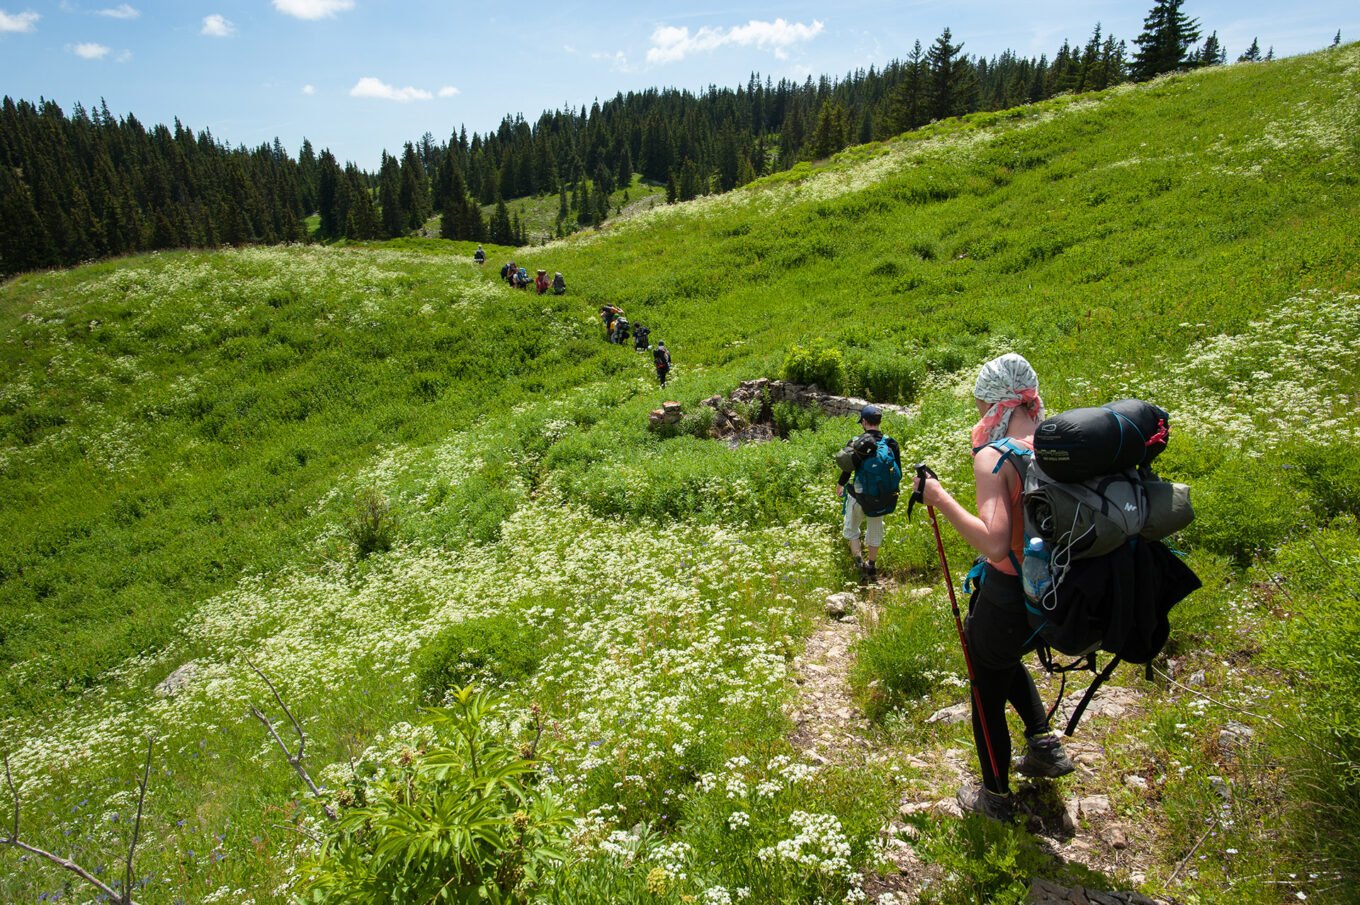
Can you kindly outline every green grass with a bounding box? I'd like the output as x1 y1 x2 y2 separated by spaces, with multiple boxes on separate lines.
2 47 1359 903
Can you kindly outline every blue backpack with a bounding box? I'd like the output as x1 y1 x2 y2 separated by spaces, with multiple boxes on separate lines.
853 435 902 516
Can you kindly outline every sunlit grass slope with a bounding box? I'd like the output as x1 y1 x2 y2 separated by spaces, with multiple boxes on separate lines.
1 47 1358 904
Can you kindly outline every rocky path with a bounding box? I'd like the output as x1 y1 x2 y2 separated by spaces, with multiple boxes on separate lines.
786 581 1167 903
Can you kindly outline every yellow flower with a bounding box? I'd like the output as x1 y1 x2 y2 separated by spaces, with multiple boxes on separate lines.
646 866 671 895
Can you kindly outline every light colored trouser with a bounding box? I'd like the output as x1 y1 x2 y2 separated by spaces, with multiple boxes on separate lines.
842 494 885 548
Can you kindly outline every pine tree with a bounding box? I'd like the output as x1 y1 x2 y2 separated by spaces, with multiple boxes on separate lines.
489 197 513 245
378 152 405 238
1197 32 1227 66
1131 0 1201 80
926 27 966 121
808 99 848 159
399 142 431 231
1333 30 1342 47
665 170 678 204
1237 37 1261 62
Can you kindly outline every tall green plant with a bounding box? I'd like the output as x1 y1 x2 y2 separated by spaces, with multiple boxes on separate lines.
301 688 573 904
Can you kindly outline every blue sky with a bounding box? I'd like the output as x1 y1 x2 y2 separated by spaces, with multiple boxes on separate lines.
1 1 1354 170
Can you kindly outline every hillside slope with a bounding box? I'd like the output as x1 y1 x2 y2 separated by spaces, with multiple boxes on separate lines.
1 47 1358 904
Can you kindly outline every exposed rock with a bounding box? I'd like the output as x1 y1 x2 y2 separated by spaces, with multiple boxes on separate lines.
1124 775 1149 791
155 661 198 698
1065 794 1112 831
825 592 857 620
926 702 970 725
1058 685 1142 722
1101 825 1129 850
1189 670 1206 687
1209 775 1233 801
1218 721 1255 756
1029 877 1164 904
1077 795 1112 816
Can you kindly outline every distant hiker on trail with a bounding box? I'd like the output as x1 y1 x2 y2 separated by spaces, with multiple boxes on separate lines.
653 341 671 386
535 269 550 294
515 265 530 289
474 245 486 265
601 305 623 339
611 315 631 345
633 323 651 351
500 261 513 281
912 353 1075 821
552 272 566 295
834 405 903 583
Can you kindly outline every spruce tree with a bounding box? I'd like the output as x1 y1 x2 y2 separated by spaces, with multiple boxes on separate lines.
378 153 405 238
888 41 928 133
1197 32 1227 66
1237 37 1261 62
1131 0 1201 80
489 197 513 245
808 100 848 159
926 27 966 121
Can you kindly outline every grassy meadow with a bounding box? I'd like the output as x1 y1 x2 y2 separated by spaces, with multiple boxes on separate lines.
2 45 1359 903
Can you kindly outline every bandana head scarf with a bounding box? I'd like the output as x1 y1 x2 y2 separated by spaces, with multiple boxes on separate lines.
970 353 1042 450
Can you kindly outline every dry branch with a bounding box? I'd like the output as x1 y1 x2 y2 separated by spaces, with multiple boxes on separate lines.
246 658 338 821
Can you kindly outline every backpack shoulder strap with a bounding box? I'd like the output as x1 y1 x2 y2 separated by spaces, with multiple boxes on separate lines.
973 437 1032 476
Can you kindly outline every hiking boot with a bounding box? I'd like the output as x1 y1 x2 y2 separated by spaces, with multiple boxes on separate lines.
864 561 878 583
1017 733 1075 779
956 782 1014 821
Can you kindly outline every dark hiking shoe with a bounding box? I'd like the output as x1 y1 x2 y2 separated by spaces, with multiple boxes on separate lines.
956 782 1014 821
864 561 878 583
1017 733 1075 778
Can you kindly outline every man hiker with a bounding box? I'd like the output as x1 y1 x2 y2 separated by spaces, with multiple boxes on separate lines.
600 305 623 339
633 323 651 351
912 353 1075 820
474 245 486 265
835 405 902 582
552 272 566 295
653 341 671 386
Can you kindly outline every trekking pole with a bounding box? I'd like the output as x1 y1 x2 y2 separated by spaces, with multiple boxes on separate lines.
909 464 1004 785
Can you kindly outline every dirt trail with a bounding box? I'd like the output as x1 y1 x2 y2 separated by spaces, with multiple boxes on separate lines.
786 580 1166 902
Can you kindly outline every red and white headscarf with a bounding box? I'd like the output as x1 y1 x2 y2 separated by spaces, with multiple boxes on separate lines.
970 353 1043 450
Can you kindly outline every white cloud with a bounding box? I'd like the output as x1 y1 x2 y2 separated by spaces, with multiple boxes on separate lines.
302 84 316 95
96 4 138 18
71 41 110 59
0 10 40 32
115 48 132 62
647 18 823 64
201 14 234 37
591 50 632 72
349 76 432 103
437 85 459 98
273 0 354 20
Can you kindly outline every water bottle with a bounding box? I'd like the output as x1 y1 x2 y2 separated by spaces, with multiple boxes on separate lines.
1021 537 1051 602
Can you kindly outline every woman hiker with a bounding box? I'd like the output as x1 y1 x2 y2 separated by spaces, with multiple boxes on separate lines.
913 352 1075 820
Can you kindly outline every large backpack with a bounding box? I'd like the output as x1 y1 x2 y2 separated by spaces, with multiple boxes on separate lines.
851 434 902 517
981 399 1200 734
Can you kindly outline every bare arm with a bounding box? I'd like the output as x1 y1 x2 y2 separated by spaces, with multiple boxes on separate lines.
916 448 1015 563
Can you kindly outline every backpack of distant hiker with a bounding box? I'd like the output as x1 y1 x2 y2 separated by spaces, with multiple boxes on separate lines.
979 399 1201 734
653 346 670 369
851 434 902 517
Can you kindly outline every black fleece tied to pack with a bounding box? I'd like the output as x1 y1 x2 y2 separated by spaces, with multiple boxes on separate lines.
1054 539 1202 663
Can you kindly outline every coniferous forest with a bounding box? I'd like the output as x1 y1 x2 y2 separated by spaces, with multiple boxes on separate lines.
0 3 1286 277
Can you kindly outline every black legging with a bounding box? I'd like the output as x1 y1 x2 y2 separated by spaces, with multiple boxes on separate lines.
964 564 1050 794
